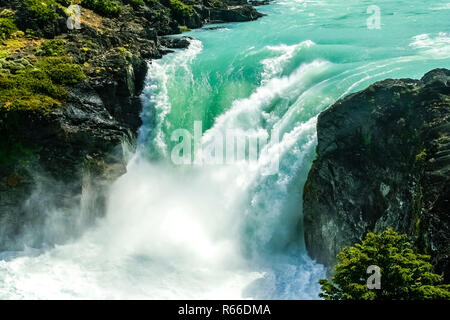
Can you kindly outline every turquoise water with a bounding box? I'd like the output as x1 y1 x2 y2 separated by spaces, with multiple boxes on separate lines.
0 0 449 299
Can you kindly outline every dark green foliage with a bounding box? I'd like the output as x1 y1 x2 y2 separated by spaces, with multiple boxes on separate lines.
24 0 59 23
206 0 227 8
169 0 195 20
56 0 73 6
124 0 145 8
0 139 39 168
319 229 450 300
0 11 17 42
36 39 67 56
81 0 123 17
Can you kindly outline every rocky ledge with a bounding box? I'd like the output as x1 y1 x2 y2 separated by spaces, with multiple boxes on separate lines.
303 69 450 281
0 0 265 249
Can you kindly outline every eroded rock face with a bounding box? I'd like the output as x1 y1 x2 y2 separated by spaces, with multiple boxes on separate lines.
303 69 450 280
0 81 133 249
0 0 267 250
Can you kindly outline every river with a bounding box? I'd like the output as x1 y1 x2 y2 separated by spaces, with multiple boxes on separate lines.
0 0 449 299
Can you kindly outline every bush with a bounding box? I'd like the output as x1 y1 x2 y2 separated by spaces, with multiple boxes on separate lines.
169 0 195 19
319 229 450 300
24 0 59 23
0 14 17 42
81 0 123 17
36 39 67 56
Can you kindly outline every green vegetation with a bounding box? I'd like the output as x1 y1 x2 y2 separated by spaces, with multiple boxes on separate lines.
0 10 17 42
319 229 450 300
178 25 191 32
0 139 40 168
56 0 73 6
36 39 67 56
415 148 427 162
0 55 85 112
208 0 227 8
81 0 123 17
24 0 59 23
169 0 195 20
36 56 86 85
124 0 145 8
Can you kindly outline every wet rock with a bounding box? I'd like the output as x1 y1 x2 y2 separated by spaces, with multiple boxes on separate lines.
303 69 450 280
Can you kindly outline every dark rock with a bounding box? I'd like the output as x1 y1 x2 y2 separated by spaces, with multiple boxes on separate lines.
0 0 267 250
160 36 192 49
303 69 450 281
206 5 264 23
0 81 133 249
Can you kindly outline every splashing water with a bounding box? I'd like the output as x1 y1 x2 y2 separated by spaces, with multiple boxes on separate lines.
1 0 449 299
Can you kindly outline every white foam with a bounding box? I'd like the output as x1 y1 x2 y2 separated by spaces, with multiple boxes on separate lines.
410 33 450 59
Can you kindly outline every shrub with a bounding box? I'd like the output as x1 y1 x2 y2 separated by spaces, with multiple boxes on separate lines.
81 0 123 17
24 0 60 23
0 14 17 42
36 39 67 56
319 229 450 300
169 0 195 20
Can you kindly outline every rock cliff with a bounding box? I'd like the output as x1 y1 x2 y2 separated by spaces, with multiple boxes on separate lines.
303 69 450 281
0 0 264 249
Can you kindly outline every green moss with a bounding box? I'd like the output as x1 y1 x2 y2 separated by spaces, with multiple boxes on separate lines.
38 39 64 55
0 55 85 112
24 0 60 23
36 56 86 85
0 70 64 112
178 25 191 32
81 0 123 17
415 148 427 162
36 39 67 56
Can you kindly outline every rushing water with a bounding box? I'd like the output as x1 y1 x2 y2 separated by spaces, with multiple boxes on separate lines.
1 0 449 299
